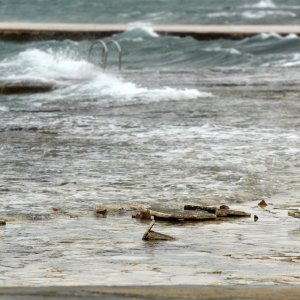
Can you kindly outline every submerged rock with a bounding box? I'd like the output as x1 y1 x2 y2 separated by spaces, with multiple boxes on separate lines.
258 200 268 209
288 211 300 219
184 205 251 218
132 210 152 220
95 206 107 217
0 220 6 226
148 208 216 222
142 221 174 241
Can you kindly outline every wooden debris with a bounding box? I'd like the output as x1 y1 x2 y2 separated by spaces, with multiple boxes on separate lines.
132 210 151 220
288 211 300 219
258 200 268 209
148 209 216 222
142 221 174 241
0 220 6 226
184 205 251 218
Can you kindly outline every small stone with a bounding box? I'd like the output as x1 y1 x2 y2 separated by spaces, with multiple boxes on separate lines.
95 207 107 217
258 200 268 209
52 207 60 212
133 210 151 220
254 215 259 222
0 220 6 226
220 205 230 210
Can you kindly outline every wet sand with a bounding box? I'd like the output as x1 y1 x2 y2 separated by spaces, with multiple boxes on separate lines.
1 286 300 300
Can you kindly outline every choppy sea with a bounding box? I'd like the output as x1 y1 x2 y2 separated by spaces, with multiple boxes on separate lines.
0 0 300 286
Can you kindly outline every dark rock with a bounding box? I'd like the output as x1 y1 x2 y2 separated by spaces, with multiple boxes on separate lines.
254 215 259 222
142 221 174 241
95 207 107 217
148 208 216 222
184 205 250 218
258 200 268 209
0 220 6 226
220 205 230 210
132 210 151 220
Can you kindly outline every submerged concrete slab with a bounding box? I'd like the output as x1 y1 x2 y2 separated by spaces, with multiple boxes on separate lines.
0 23 300 41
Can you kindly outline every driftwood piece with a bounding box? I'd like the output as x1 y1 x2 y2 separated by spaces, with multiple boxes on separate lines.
288 211 300 219
184 205 251 218
142 221 174 241
148 209 216 222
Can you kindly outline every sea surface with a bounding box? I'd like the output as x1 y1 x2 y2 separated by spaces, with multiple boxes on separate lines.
0 0 300 286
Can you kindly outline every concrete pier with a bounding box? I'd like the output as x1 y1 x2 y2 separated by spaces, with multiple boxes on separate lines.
0 23 300 40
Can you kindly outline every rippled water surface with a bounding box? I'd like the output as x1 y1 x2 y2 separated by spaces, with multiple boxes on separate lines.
1 0 300 25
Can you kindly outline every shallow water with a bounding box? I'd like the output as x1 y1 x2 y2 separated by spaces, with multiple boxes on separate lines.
0 1 300 286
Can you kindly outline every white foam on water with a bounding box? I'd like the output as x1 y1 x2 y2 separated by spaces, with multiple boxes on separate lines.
70 72 212 103
242 10 296 19
244 0 277 8
263 53 300 67
204 47 241 55
0 48 212 103
126 22 159 37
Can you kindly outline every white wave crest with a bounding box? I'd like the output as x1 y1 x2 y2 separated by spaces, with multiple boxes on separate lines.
242 10 296 19
0 48 212 103
72 72 212 103
126 23 159 37
204 47 241 55
244 0 277 8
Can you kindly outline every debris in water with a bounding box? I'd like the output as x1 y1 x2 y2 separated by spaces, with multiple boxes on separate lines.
258 200 268 209
254 215 259 222
220 205 230 210
142 220 174 241
0 220 6 226
95 207 107 217
132 210 152 220
184 205 250 218
288 210 300 219
147 208 216 222
52 207 61 212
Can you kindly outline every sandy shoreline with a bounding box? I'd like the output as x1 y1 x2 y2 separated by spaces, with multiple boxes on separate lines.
1 286 300 300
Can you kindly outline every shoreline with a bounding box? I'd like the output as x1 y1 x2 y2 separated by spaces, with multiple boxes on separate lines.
1 286 300 300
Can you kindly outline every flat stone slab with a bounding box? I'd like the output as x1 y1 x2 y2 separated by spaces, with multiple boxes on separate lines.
142 220 174 241
147 209 216 222
288 210 300 219
184 205 251 218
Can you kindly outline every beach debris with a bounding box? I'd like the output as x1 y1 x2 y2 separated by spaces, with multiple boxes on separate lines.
0 220 6 226
258 200 268 209
288 210 300 219
146 208 217 222
254 215 259 222
142 220 174 241
184 205 251 218
95 206 107 217
132 210 152 220
220 204 230 210
52 207 61 212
